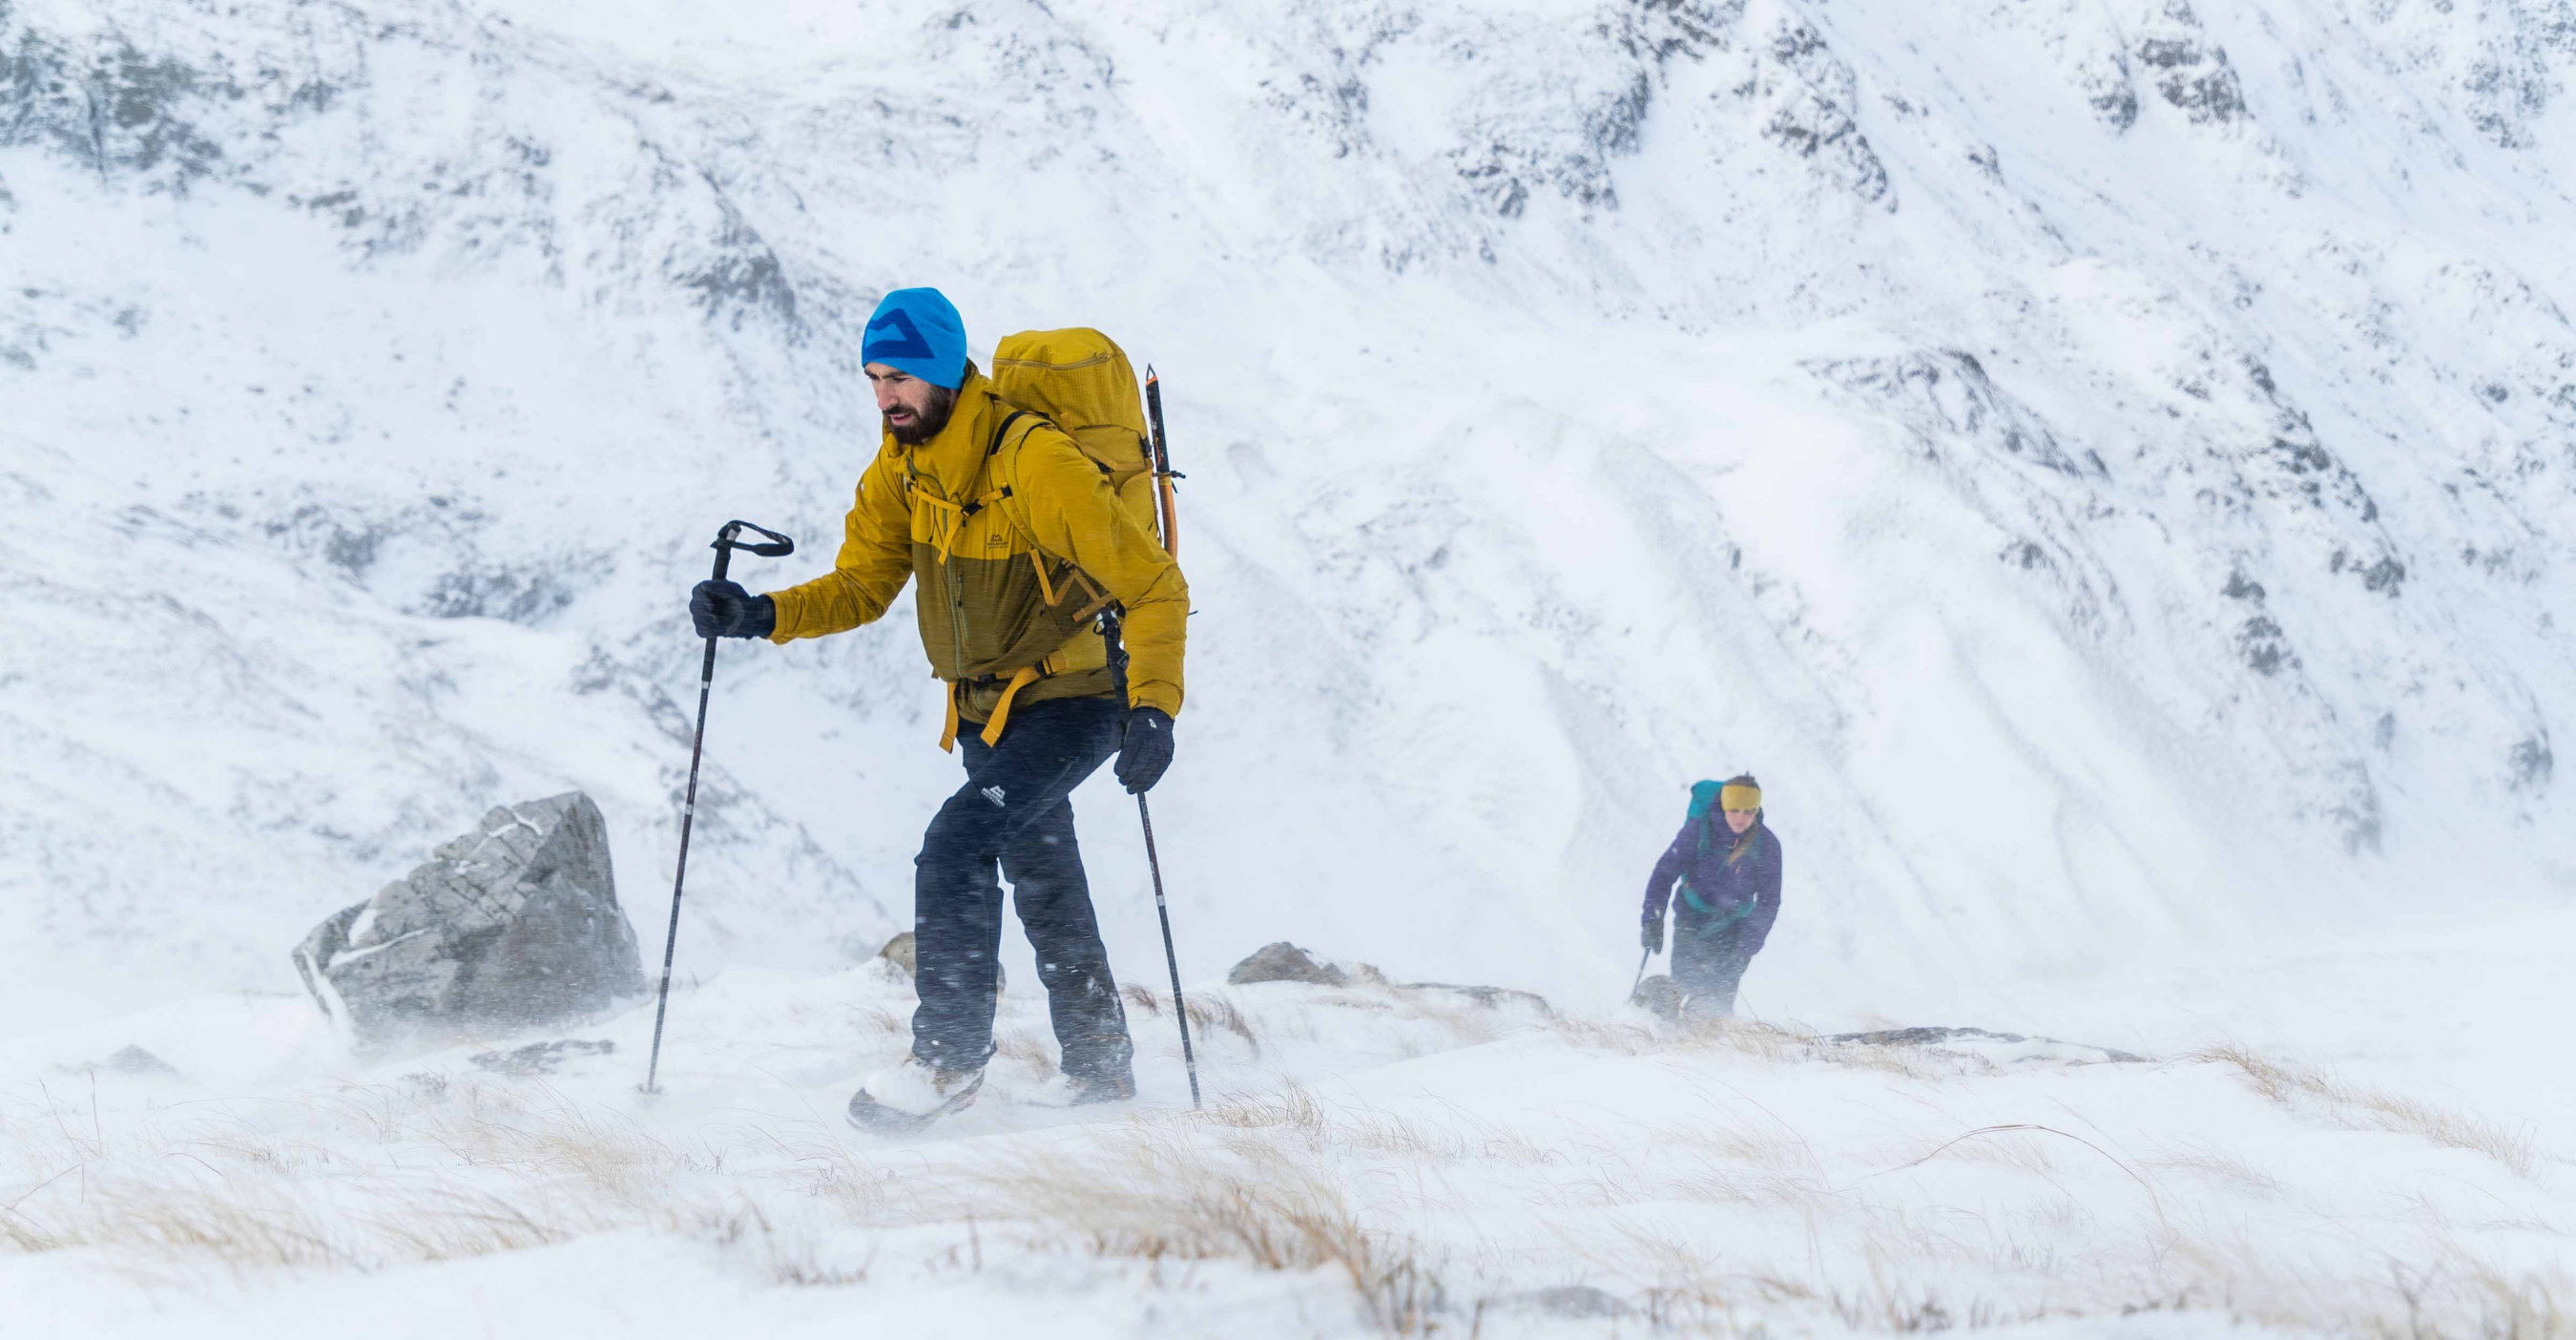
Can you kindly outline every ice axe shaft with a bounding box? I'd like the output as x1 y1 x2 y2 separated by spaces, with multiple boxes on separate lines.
643 520 795 1096
1144 366 1182 558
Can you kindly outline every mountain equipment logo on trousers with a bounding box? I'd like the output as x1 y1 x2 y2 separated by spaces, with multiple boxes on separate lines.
686 285 1189 1131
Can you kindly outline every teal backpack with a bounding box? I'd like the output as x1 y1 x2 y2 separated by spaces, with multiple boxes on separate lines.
1677 779 1759 924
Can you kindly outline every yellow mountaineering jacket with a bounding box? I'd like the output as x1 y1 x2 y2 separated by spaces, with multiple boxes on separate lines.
763 365 1187 745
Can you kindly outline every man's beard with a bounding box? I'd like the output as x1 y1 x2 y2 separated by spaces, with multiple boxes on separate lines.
887 385 960 446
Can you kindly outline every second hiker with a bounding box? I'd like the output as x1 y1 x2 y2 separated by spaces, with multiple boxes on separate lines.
688 286 1188 1128
1639 774 1782 1018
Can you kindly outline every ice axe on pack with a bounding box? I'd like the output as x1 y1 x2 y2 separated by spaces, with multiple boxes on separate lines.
642 519 795 1096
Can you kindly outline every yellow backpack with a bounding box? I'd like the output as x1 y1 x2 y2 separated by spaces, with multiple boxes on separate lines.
989 328 1169 552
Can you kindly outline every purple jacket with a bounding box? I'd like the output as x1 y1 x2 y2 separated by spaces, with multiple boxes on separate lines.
1642 815 1783 953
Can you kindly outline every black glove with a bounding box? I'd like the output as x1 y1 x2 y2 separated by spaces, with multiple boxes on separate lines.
1115 707 1175 793
1640 918 1665 954
690 580 776 639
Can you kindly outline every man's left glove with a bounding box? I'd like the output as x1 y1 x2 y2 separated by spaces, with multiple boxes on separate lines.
691 580 776 639
1115 707 1175 793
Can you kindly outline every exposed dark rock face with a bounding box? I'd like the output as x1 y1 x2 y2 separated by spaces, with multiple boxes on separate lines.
292 793 645 1046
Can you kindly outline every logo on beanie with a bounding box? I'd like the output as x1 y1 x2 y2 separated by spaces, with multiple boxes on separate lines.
864 308 933 361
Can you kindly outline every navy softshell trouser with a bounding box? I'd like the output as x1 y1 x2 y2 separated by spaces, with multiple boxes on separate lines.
1672 918 1755 1016
911 695 1133 1081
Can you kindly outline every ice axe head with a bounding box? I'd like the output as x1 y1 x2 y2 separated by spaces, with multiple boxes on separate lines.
707 519 795 581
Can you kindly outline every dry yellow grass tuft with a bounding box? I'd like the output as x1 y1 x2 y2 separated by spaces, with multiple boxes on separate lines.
946 1129 1451 1334
2198 1044 2545 1178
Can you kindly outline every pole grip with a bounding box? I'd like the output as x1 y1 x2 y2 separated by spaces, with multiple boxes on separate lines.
706 519 793 585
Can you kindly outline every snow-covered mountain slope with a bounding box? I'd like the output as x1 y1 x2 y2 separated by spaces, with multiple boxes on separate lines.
6 0 2576 1015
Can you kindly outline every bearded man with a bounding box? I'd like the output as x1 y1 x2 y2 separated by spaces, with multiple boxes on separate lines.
688 287 1187 1128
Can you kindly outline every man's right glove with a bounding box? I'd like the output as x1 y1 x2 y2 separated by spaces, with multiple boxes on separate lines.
691 579 776 639
1115 707 1175 793
1640 918 1665 954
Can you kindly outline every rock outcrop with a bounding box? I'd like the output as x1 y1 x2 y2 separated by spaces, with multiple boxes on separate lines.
1228 941 1357 988
469 1038 617 1077
1228 942 1554 1018
872 930 1004 994
1827 1026 2145 1065
877 931 918 978
292 793 644 1045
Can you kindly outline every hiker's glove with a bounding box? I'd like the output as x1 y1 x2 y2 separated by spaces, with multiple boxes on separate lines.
1640 918 1665 954
1116 707 1175 793
691 580 776 639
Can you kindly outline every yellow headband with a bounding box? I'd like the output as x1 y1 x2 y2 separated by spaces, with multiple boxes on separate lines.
1719 783 1761 812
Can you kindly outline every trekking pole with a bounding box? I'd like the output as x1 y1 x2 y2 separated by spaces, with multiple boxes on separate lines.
1138 794 1200 1108
1132 366 1200 1108
642 519 794 1096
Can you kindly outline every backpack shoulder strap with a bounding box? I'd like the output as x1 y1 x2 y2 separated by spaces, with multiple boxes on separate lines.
981 409 1049 535
987 413 1118 620
987 408 1037 459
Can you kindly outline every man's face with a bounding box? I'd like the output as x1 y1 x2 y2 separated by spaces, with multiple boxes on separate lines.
866 363 957 445
1724 807 1757 834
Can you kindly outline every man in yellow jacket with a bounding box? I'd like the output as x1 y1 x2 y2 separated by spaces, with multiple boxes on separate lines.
688 287 1186 1128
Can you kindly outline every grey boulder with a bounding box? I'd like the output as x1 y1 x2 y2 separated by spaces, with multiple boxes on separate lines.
293 792 645 1045
873 929 1004 994
1227 941 1355 987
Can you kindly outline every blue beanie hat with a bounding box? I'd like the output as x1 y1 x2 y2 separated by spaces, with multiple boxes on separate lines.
862 287 968 389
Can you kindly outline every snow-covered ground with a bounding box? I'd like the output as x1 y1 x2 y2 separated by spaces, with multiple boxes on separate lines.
7 0 2576 1330
2 908 2568 1336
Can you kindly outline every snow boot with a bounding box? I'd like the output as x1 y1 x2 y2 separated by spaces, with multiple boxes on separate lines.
845 1055 986 1132
1026 1065 1138 1109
